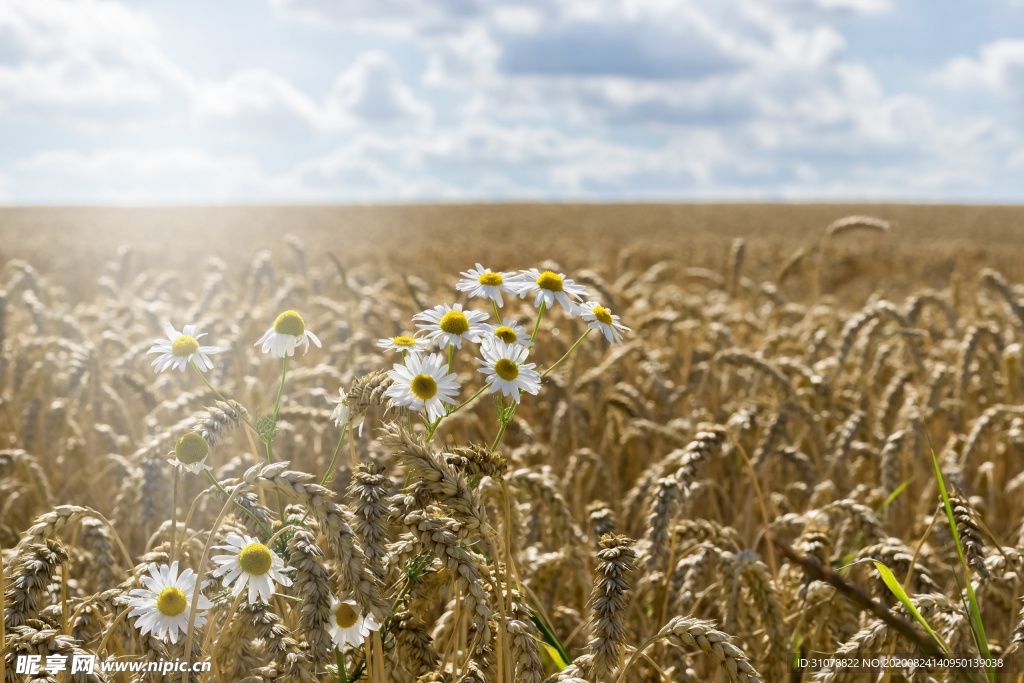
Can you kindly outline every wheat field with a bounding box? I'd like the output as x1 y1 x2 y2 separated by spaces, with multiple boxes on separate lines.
4 204 1024 682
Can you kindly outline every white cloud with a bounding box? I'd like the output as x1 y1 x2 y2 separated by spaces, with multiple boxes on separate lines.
0 0 190 117
12 91 1021 203
767 0 891 16
0 0 1020 202
15 148 297 202
1010 148 1024 170
193 69 327 134
191 53 431 134
0 0 161 61
290 146 460 199
268 0 483 35
306 0 857 137
0 0 428 140
283 121 884 199
326 52 432 126
934 39 1024 97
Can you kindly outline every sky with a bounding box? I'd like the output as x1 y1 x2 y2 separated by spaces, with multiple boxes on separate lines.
0 0 1023 204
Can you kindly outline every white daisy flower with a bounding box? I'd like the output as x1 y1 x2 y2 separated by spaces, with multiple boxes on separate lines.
328 596 380 650
148 323 221 373
579 302 631 345
167 432 212 474
331 390 365 437
127 561 212 644
413 303 489 350
255 310 321 358
477 340 541 403
513 269 589 313
377 335 430 356
485 317 534 348
385 352 460 422
456 263 520 307
211 533 293 604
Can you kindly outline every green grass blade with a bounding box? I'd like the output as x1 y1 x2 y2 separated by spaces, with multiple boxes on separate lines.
540 642 570 670
530 610 571 670
880 478 912 511
872 560 948 654
930 450 995 683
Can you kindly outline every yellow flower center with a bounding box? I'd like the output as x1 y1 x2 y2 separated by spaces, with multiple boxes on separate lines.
156 586 188 617
171 335 199 357
478 272 503 286
238 542 273 576
392 335 416 348
494 358 519 382
335 602 359 629
536 270 564 292
439 310 470 335
493 326 518 344
592 306 613 326
410 374 438 400
174 432 209 465
273 310 305 336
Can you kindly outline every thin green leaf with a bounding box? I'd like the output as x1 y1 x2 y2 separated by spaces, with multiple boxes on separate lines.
931 450 995 683
872 560 948 654
540 642 570 671
790 632 804 672
880 478 912 510
530 611 571 670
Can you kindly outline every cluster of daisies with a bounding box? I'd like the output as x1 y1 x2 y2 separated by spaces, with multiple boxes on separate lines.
358 265 629 427
149 310 324 474
128 534 378 649
132 263 628 651
148 309 322 374
141 310 380 650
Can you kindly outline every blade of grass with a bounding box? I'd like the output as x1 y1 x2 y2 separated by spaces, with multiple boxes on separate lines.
930 450 995 683
772 539 949 659
880 478 912 511
540 642 570 671
872 560 949 653
529 610 570 670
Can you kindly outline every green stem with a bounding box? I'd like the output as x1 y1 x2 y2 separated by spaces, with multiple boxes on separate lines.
447 344 455 374
351 557 430 679
530 301 547 342
203 468 232 499
191 361 283 528
393 574 420 607
541 328 591 378
336 648 348 683
492 400 515 451
190 361 258 433
492 300 502 323
425 384 491 441
491 422 509 451
320 423 349 486
273 356 289 422
262 357 288 466
453 384 490 413
300 422 350 527
347 654 366 683
204 469 272 537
